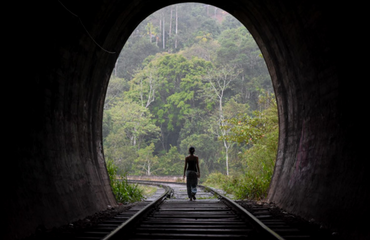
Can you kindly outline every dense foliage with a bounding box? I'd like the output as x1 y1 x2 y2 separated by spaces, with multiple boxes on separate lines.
205 94 278 199
103 3 277 199
106 160 144 203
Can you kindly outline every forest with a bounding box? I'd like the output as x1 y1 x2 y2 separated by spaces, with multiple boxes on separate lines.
103 3 278 199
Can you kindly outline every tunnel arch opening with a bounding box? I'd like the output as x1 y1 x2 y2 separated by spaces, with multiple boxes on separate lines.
102 3 277 197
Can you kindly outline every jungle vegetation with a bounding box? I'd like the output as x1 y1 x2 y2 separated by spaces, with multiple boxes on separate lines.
103 3 277 200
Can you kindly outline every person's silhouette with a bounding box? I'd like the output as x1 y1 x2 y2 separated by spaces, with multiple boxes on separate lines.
183 146 200 201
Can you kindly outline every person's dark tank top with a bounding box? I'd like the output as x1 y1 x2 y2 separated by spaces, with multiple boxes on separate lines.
187 157 197 171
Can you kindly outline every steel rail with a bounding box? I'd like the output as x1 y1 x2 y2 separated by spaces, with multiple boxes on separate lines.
102 183 173 240
201 184 285 240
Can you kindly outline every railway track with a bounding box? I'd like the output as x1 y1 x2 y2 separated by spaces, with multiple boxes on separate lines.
99 182 280 240
64 181 334 240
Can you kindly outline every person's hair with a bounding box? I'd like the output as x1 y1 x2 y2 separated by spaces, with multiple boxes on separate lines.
189 146 195 155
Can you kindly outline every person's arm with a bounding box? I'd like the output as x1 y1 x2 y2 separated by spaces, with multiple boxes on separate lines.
196 157 200 178
183 158 187 180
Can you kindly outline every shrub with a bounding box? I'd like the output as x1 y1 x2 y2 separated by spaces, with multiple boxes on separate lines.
106 159 144 203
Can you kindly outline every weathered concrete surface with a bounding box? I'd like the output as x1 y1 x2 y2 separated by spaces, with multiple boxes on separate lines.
6 1 367 239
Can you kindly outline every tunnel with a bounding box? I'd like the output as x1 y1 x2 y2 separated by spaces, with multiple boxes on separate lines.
7 0 368 239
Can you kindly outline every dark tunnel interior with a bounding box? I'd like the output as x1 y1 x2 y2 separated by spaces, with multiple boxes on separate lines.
6 1 368 239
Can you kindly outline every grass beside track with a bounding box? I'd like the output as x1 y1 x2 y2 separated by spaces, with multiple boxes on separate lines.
139 184 158 198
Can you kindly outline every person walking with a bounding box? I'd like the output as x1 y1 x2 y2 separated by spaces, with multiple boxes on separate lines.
183 146 200 201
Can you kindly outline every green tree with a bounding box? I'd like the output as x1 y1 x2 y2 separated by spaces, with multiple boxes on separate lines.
145 22 158 43
138 53 211 151
104 128 137 174
104 77 129 110
103 97 160 174
220 14 243 31
216 26 272 109
222 93 277 146
134 143 159 176
128 61 159 109
157 145 184 175
218 92 278 199
114 38 159 80
109 99 160 148
203 65 241 176
179 39 219 61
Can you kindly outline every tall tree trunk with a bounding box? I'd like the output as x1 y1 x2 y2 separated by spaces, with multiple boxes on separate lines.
113 60 118 77
147 158 151 176
169 6 172 38
224 140 229 176
159 16 162 48
175 5 178 49
159 16 161 32
162 14 165 49
206 66 238 176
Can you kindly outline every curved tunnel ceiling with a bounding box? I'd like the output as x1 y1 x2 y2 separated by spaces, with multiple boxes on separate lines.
7 1 368 239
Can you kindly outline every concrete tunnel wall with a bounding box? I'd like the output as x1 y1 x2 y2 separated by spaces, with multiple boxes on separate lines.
6 0 368 239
